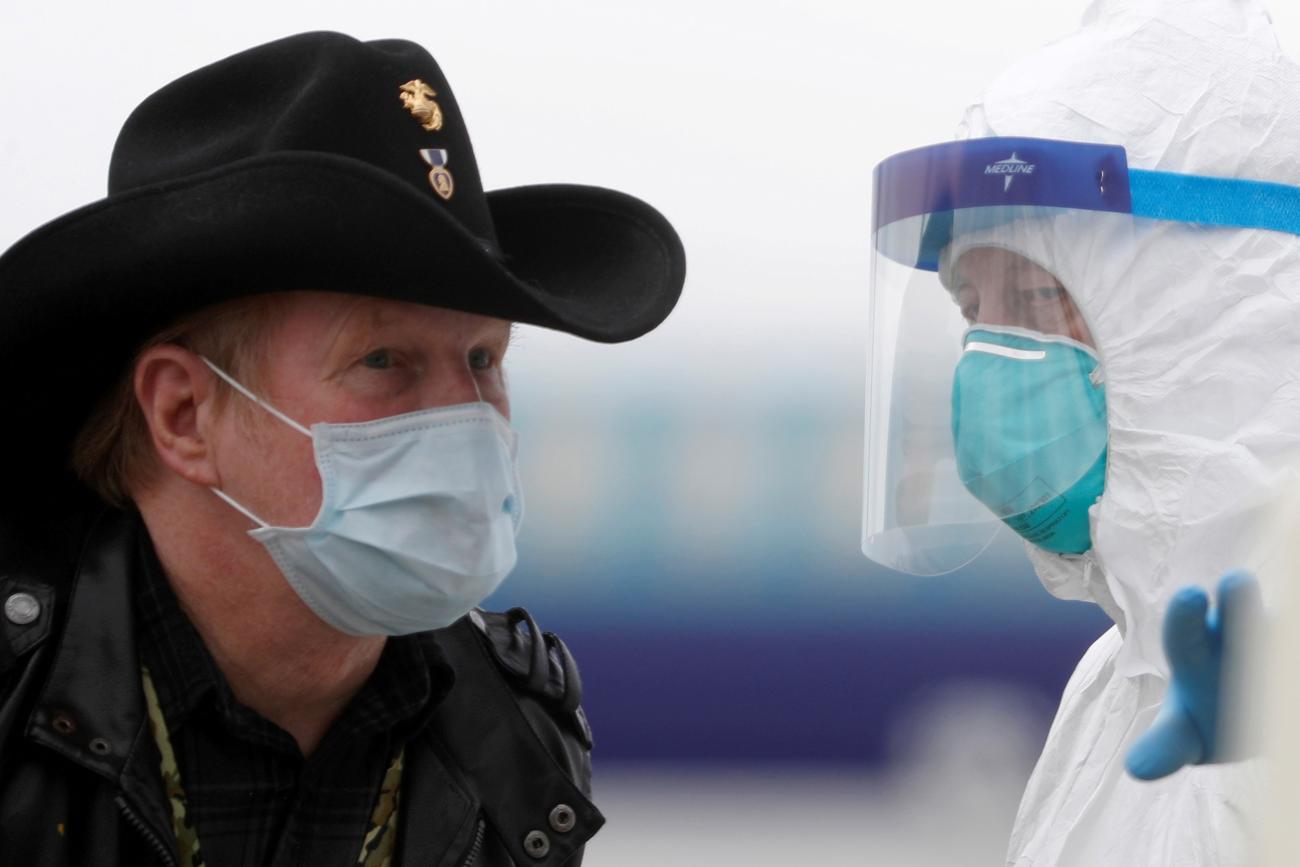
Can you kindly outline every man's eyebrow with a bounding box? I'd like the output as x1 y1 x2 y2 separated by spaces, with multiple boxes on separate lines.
369 304 411 329
470 318 514 343
321 298 385 361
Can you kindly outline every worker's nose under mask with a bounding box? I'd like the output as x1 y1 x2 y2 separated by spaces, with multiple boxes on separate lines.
950 326 1107 555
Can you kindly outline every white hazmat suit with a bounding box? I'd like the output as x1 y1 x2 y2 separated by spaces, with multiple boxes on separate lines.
954 1 1300 864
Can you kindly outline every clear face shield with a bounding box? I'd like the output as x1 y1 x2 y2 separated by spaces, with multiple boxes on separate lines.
862 139 1130 576
862 137 1300 575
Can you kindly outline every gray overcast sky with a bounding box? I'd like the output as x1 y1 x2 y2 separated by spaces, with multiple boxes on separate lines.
2 1 1297 388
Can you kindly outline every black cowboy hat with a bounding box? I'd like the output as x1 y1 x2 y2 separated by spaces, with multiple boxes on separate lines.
0 31 684 492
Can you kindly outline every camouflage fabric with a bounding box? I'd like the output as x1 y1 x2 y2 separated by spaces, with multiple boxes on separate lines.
359 748 403 867
139 666 403 867
141 666 205 867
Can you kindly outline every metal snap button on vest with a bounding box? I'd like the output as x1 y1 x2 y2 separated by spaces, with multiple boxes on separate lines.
523 830 550 859
52 714 76 736
89 737 112 756
548 804 576 833
4 592 40 626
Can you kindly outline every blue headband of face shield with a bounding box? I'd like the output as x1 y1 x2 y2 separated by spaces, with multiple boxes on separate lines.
864 137 1300 570
873 136 1300 273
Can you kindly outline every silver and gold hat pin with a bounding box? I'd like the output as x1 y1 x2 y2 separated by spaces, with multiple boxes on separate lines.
399 79 454 201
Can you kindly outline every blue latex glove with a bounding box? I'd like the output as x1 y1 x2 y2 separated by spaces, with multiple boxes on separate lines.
1125 570 1263 781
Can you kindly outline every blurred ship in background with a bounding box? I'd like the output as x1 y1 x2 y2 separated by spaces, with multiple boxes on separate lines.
489 351 1111 864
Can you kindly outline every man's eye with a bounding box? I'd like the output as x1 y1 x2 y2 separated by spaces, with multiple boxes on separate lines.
468 347 493 370
362 349 393 370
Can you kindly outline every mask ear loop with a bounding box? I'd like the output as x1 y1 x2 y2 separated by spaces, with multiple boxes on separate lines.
468 358 488 406
467 358 521 522
469 354 516 430
200 357 312 437
199 356 313 529
469 358 508 427
210 487 272 529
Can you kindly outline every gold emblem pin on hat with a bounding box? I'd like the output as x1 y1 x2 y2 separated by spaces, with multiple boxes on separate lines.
399 79 443 132
419 148 455 200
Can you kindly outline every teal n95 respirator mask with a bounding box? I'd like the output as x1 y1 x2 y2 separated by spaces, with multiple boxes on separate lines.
951 326 1107 556
202 358 523 636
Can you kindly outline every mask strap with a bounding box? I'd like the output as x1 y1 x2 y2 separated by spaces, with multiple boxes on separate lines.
471 366 486 404
200 357 312 438
209 487 272 529
199 356 306 531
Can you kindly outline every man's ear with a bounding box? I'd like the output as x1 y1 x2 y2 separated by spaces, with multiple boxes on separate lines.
133 346 222 488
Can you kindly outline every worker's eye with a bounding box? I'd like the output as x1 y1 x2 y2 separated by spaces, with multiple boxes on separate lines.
468 346 494 371
1031 285 1064 302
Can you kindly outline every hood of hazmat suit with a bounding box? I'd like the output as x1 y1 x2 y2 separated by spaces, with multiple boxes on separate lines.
863 1 1300 864
971 2 1300 864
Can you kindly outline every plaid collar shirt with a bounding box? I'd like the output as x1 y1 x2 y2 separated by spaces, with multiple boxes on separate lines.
133 525 452 867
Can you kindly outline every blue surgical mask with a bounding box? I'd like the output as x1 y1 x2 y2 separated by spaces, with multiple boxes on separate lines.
203 358 523 636
950 327 1107 555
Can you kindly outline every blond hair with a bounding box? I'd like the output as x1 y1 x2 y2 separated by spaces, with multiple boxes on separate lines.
71 295 286 506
